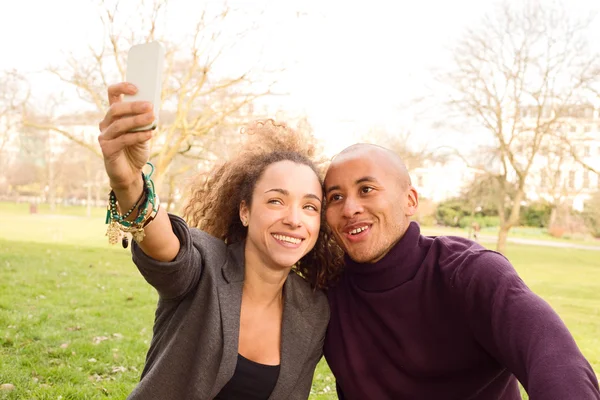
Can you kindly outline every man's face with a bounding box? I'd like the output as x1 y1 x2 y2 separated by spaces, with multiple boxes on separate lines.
324 152 417 263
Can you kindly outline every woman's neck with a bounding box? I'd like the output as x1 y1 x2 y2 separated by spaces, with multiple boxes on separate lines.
243 249 289 307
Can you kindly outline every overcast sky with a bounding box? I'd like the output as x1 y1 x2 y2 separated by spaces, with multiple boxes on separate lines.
2 0 598 155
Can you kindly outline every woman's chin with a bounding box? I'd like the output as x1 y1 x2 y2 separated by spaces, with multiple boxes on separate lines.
267 253 303 270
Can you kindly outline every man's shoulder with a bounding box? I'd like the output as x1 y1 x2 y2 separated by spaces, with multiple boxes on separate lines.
428 235 516 284
427 233 485 255
428 234 499 265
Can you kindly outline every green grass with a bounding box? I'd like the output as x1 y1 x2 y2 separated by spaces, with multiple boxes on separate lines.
0 206 112 249
0 211 598 399
0 202 107 219
0 241 153 399
503 246 600 369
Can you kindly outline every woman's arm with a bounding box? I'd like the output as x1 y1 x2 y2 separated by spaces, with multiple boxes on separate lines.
98 82 179 262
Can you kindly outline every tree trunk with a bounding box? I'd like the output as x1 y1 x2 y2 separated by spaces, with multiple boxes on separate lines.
495 188 525 254
497 223 510 254
166 175 175 213
86 155 92 217
549 206 557 228
48 151 56 212
468 207 476 239
152 171 165 197
95 183 101 209
95 170 103 208
86 184 92 217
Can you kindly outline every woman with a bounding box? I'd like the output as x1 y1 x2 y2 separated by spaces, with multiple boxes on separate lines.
98 82 341 400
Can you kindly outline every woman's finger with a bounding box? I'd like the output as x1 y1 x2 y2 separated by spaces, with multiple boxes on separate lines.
101 101 153 130
100 130 153 159
101 111 155 140
107 82 137 106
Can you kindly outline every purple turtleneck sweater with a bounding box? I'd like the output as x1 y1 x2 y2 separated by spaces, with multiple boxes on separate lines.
324 222 599 400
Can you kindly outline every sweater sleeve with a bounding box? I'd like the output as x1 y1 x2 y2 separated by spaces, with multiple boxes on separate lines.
131 213 203 300
452 250 599 400
335 381 346 399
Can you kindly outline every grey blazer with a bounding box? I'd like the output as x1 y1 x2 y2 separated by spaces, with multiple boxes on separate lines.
127 214 329 400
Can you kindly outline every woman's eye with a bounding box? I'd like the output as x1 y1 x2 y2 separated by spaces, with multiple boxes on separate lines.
329 194 342 202
304 204 319 212
268 199 283 205
361 187 373 194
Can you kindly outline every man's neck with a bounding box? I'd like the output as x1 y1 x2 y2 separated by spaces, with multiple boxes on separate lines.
367 222 411 264
343 221 423 291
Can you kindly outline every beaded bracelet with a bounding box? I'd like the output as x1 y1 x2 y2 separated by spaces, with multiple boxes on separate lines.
118 195 160 246
105 162 158 246
119 187 145 220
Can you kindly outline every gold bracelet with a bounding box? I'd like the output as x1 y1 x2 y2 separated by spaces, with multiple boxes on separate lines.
121 195 161 243
142 195 160 229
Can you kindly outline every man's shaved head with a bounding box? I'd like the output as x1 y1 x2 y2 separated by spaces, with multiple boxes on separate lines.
331 143 412 190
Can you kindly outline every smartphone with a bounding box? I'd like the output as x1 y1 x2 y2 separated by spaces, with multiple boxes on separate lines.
124 41 165 132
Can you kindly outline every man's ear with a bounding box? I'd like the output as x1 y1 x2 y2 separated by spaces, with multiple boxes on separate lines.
406 186 419 217
239 201 249 227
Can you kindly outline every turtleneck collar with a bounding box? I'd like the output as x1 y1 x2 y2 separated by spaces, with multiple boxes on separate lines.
343 221 425 292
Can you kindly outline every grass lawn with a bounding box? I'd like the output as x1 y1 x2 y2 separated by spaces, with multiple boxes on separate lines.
0 210 599 399
0 202 107 219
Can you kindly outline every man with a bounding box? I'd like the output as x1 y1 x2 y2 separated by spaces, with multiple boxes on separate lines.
323 143 599 399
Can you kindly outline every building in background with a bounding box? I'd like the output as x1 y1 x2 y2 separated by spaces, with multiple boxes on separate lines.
520 105 600 211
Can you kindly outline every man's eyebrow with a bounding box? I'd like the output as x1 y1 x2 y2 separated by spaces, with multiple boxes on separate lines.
266 188 322 203
356 176 378 184
326 176 378 194
325 185 340 195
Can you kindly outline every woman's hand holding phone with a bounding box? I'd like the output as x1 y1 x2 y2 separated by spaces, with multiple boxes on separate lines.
98 82 153 207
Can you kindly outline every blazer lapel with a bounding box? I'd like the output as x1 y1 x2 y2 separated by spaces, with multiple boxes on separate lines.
209 243 315 400
268 276 314 399
209 242 245 398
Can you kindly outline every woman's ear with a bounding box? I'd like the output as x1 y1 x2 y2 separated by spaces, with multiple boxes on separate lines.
239 201 249 227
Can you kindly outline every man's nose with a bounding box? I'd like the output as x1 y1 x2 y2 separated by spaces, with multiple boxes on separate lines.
342 196 364 218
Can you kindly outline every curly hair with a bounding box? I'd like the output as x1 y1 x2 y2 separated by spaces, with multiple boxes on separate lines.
182 119 343 289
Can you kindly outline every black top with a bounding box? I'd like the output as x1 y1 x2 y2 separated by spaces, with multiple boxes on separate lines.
214 354 280 400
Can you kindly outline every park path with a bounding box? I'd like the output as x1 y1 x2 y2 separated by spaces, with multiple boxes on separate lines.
476 235 600 251
421 228 600 252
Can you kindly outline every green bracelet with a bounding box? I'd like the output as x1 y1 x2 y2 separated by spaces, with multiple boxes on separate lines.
105 163 157 245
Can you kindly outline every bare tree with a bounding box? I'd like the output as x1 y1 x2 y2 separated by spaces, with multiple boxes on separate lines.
23 0 277 190
535 143 576 228
7 125 46 198
582 190 600 237
363 128 448 172
444 0 600 253
554 122 600 176
0 71 28 158
462 172 516 219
